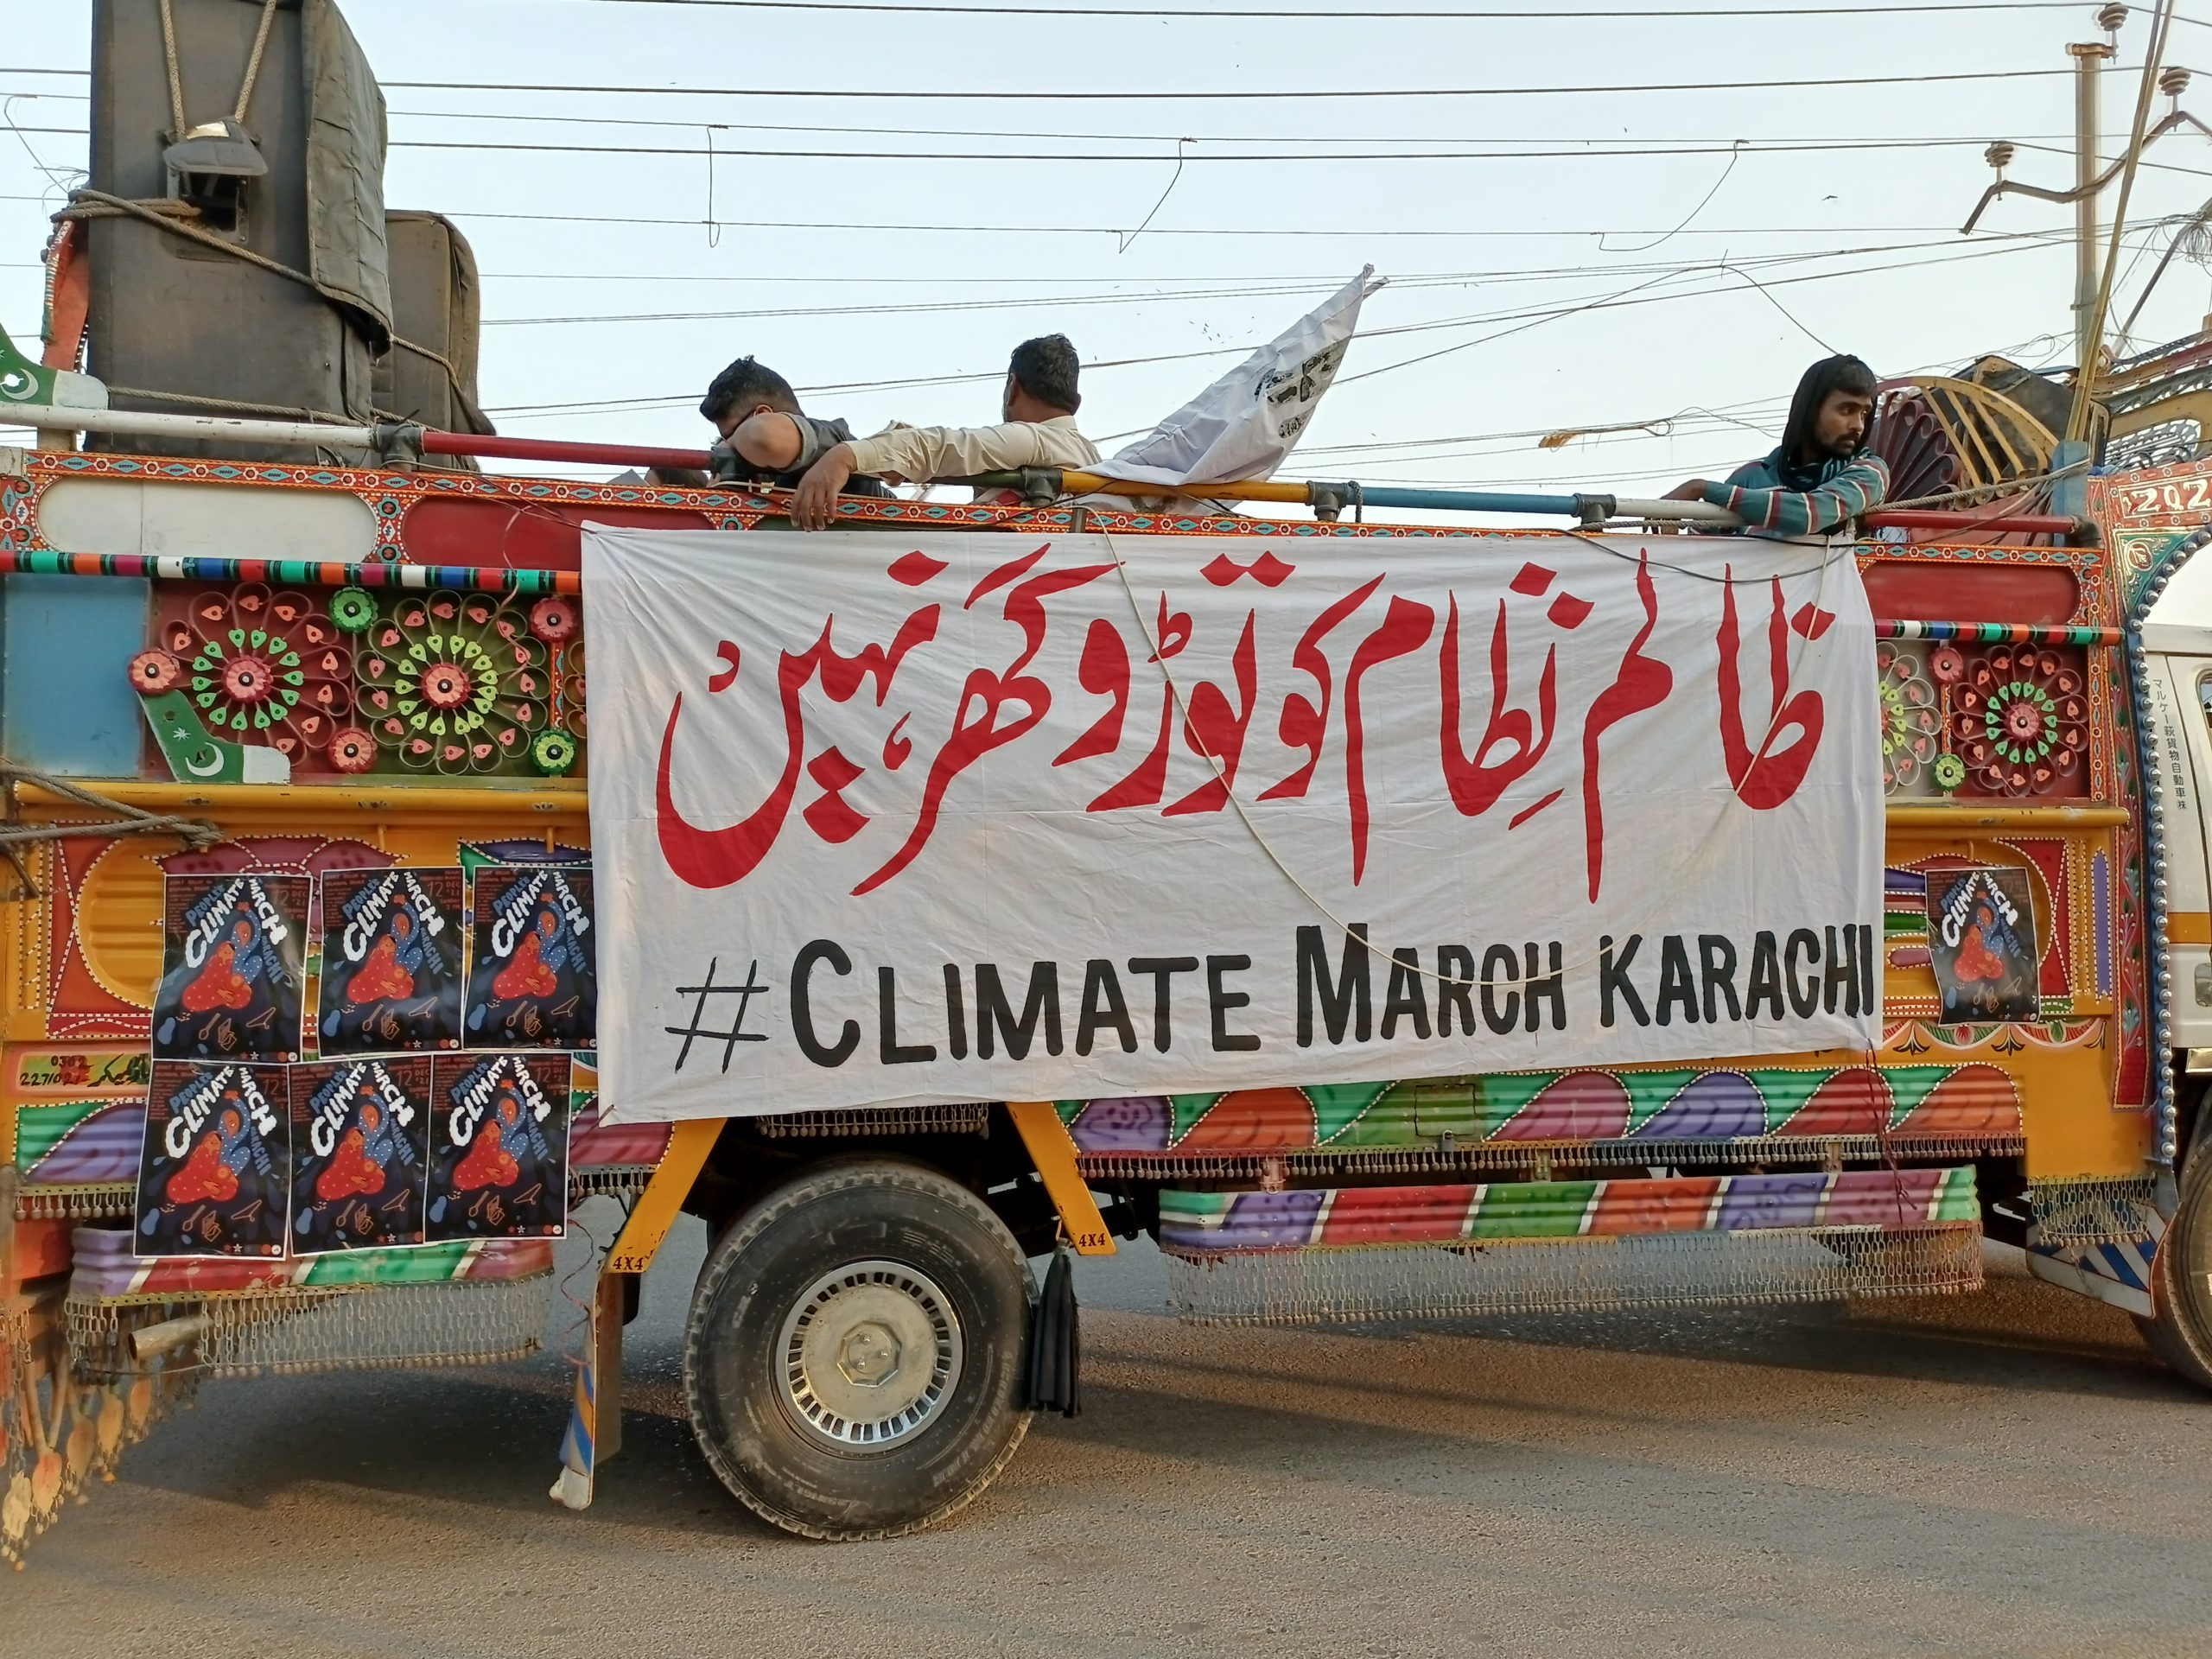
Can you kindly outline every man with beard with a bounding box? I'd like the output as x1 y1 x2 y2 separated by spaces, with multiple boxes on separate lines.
1667 354 1889 537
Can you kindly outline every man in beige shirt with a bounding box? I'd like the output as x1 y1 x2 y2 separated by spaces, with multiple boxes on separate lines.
787 334 1099 531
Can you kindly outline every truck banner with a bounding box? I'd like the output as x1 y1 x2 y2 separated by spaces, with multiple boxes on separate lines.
582 528 1883 1122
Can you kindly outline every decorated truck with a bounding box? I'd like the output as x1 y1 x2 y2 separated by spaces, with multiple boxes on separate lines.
10 0 2212 1560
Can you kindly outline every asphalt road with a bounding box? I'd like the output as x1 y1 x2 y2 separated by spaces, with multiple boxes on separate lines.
10 1209 2211 1659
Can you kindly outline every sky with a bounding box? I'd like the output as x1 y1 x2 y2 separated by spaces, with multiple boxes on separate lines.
6 0 2212 537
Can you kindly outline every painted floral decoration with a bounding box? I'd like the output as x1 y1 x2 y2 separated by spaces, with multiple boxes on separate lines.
531 730 578 776
357 591 550 773
1875 643 1942 791
529 596 579 645
154 585 353 766
328 728 378 773
127 648 183 694
329 588 378 633
1948 645 2088 795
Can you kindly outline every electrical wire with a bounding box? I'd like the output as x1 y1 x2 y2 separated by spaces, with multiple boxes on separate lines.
552 0 2101 16
378 66 2089 100
479 232 2076 416
471 234 2063 327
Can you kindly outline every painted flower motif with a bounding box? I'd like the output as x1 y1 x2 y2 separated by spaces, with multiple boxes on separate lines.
1934 753 1967 791
357 591 550 774
327 728 377 773
153 585 353 766
531 730 578 776
1929 644 1966 684
1947 645 2088 795
329 587 378 633
127 648 182 695
529 596 579 645
1875 642 1942 791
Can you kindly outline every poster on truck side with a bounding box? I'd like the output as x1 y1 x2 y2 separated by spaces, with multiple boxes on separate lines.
289 1058 432 1253
315 868 465 1055
426 1053 571 1241
1924 865 2040 1023
581 528 1885 1122
151 874 308 1064
464 868 596 1052
135 1061 289 1258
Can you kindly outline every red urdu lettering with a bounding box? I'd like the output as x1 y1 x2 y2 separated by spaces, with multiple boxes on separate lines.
857 545 1114 893
1259 575 1385 803
1343 595 1435 880
656 563 946 890
1164 611 1260 817
1053 619 1133 766
1086 594 1192 813
1439 565 1580 821
1717 572 1833 811
1580 553 1674 903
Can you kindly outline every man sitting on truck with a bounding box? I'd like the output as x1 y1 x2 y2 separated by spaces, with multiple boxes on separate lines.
1665 353 1890 537
701 355 891 499
787 334 1100 531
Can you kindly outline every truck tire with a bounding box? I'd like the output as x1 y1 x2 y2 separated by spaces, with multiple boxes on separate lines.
683 1157 1035 1540
2142 1151 2212 1391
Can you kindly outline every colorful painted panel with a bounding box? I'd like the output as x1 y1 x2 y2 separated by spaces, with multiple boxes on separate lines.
1158 1166 1980 1255
67 1227 552 1303
1065 1062 2022 1158
133 582 585 783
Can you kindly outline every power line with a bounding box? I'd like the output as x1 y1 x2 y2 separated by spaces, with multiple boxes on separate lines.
480 233 2069 416
540 0 2094 16
0 87 2149 157
473 234 2060 326
369 134 2066 163
379 66 2082 100
40 122 2193 174
0 193 2063 238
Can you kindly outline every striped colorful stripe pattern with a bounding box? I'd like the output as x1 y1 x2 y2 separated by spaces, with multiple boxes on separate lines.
1065 1062 2021 1157
66 1227 555 1301
0 550 2117 646
1159 1167 1981 1255
16 1096 664 1195
0 548 578 596
1872 621 2122 645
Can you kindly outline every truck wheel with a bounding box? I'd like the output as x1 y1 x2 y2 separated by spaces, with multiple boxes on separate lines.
683 1158 1034 1540
2142 1151 2212 1390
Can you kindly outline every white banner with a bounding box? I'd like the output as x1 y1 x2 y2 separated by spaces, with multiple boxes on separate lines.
582 528 1882 1122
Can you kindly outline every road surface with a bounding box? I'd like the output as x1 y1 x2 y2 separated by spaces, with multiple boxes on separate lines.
14 1212 2210 1658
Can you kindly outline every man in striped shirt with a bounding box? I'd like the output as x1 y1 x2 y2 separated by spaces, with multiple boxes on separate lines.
1667 353 1889 537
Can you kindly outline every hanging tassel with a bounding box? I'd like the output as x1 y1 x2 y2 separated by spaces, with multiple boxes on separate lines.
1025 1244 1080 1418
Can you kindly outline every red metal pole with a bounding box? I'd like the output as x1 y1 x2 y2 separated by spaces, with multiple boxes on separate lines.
418 430 715 474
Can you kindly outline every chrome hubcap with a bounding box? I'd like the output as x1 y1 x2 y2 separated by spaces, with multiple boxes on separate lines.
777 1260 962 1451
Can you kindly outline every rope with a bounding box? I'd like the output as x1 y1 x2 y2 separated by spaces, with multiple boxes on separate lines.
0 764 221 852
106 384 361 424
157 0 187 135
233 0 281 124
55 190 468 410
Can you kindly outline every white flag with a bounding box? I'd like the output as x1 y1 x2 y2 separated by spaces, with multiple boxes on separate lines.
1092 265 1383 489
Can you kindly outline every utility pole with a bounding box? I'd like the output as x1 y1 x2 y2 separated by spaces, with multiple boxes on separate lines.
1961 3 2209 392
2069 10 2123 375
